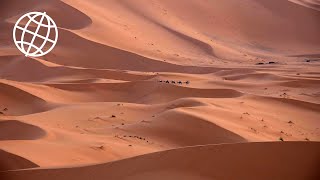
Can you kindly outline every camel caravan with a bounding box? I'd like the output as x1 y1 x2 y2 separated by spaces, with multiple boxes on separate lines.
158 80 190 85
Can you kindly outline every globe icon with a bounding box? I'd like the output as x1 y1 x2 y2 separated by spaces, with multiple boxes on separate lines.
13 12 58 57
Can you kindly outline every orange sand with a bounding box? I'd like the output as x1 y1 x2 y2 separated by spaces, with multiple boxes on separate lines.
0 0 320 179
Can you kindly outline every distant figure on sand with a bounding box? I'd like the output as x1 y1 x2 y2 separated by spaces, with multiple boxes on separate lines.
158 80 189 85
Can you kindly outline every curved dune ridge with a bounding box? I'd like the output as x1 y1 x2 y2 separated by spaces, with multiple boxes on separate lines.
118 108 247 146
289 0 320 11
47 82 244 103
1 142 319 180
1 0 92 29
0 56 154 82
0 120 46 140
0 150 39 171
0 81 52 115
0 0 320 179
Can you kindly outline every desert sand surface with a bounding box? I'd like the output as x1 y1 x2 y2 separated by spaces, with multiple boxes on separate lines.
0 0 320 179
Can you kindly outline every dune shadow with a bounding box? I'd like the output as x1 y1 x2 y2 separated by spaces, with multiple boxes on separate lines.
46 81 243 104
0 150 39 171
119 0 215 57
1 142 319 179
289 0 320 11
45 28 221 73
0 81 54 115
0 120 46 140
0 0 92 30
0 55 154 82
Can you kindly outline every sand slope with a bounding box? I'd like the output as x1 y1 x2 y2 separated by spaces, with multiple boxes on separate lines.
0 0 320 179
0 150 39 171
1 142 319 180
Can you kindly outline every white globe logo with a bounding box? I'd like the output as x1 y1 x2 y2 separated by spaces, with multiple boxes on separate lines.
13 12 58 57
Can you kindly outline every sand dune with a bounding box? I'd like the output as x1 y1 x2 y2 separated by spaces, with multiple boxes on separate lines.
0 0 319 179
117 108 247 146
0 150 39 171
1 142 319 180
0 81 51 115
63 0 320 59
0 56 154 82
1 0 92 29
0 120 46 140
290 0 320 11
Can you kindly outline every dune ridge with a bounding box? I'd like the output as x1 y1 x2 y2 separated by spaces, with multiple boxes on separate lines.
289 0 320 11
1 142 319 180
0 150 39 171
0 120 46 140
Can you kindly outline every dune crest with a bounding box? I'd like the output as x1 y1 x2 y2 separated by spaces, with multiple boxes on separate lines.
0 150 39 171
289 0 320 11
1 142 319 180
0 120 46 140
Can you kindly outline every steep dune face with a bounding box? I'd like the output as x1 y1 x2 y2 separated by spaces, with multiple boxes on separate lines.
0 0 91 29
0 81 51 115
61 0 320 61
0 56 153 82
3 0 319 66
289 0 320 11
0 120 46 140
120 0 320 51
0 150 39 171
0 0 320 179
